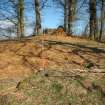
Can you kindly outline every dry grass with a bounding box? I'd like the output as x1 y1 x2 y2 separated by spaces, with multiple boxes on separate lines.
0 70 105 105
0 34 105 104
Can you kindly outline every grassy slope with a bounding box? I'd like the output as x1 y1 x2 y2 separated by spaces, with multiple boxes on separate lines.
0 35 105 105
0 70 105 105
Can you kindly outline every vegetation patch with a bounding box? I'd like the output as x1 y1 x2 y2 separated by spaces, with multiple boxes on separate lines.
0 70 105 105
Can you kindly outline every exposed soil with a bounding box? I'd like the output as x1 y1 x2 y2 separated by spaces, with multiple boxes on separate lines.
0 35 105 104
0 35 105 79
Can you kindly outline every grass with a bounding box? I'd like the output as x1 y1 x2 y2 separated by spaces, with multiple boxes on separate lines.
0 70 105 105
0 79 17 92
51 81 63 93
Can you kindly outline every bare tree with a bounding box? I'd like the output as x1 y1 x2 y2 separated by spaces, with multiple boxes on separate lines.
0 0 25 39
17 0 24 39
68 0 72 34
64 0 68 33
89 0 98 40
99 0 105 41
53 0 77 34
33 0 42 35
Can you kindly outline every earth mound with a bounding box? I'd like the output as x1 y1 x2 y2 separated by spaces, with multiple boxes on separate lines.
0 35 105 95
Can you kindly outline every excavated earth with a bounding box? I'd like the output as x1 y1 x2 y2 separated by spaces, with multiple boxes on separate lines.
0 35 105 105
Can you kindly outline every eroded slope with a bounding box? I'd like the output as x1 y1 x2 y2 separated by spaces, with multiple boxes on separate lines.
0 35 105 92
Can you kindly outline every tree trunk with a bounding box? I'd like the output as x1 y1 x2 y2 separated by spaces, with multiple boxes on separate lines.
17 0 24 39
64 0 69 33
99 0 105 41
89 0 98 40
34 0 42 35
20 0 24 38
68 0 73 34
67 0 76 34
83 23 89 36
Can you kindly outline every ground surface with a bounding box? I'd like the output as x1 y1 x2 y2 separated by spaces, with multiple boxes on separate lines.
0 35 105 105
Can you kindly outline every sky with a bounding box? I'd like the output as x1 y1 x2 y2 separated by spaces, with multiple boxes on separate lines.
41 1 88 35
0 0 88 36
42 7 62 28
25 5 87 35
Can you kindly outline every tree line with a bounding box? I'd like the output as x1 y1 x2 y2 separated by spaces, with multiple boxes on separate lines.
0 0 105 41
